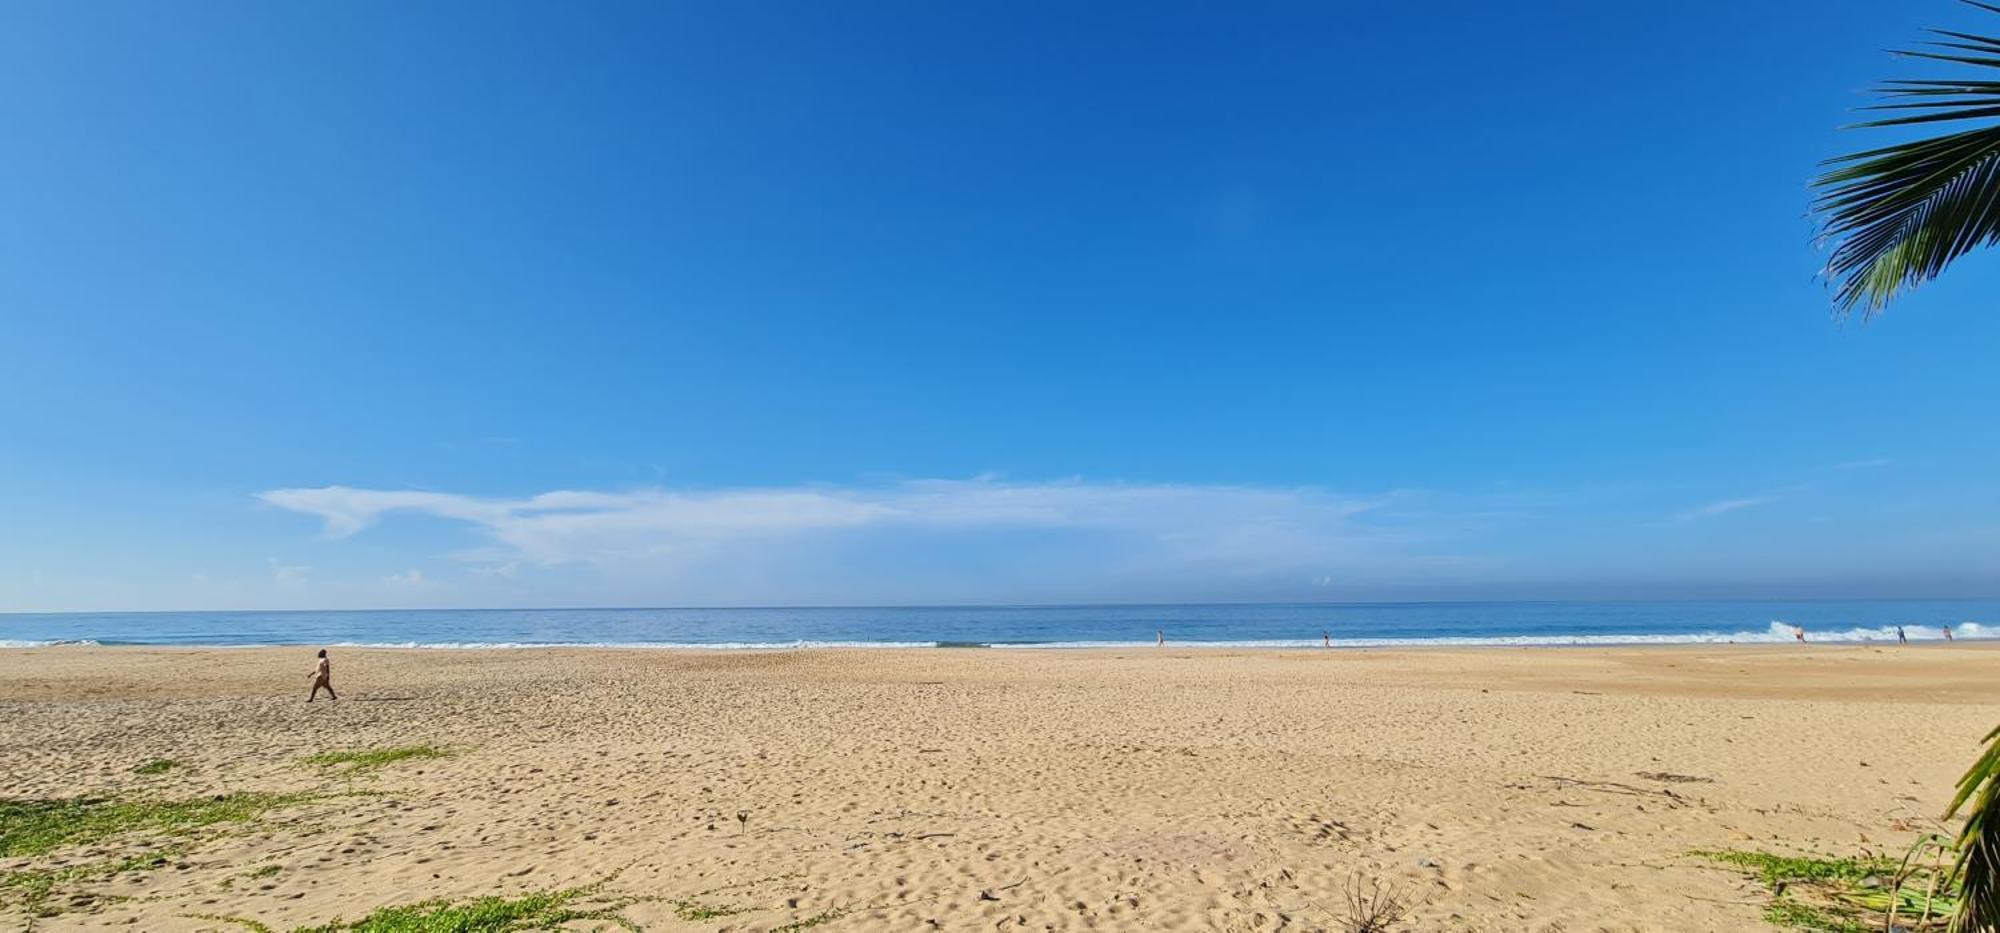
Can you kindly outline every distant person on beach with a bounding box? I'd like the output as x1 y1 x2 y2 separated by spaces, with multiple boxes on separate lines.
1156 629 1165 647
1794 626 1806 644
1897 625 1908 645
308 649 337 702
1943 624 1955 642
1322 630 1331 648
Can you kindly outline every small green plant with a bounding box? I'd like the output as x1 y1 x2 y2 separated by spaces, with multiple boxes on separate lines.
302 745 451 773
0 793 314 858
672 899 752 920
0 867 65 917
132 759 179 776
248 864 282 879
186 916 275 933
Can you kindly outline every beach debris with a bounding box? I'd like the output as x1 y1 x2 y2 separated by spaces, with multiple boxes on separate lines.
1538 775 1693 809
1635 771 1715 785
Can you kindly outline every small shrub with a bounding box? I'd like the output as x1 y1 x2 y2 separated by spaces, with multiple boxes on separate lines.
1338 874 1412 933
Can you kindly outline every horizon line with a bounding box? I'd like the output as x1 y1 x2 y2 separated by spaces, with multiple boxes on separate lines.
8 594 2000 616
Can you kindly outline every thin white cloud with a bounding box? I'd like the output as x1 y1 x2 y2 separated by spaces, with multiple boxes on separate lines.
384 569 427 586
1675 496 1772 522
256 478 1479 601
267 558 310 583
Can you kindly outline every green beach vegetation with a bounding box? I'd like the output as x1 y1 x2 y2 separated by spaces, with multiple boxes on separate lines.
1697 842 1967 931
669 898 752 921
132 758 179 776
196 876 649 932
0 792 319 918
1695 849 1900 889
0 792 314 859
302 745 452 773
0 792 332 920
1 847 179 918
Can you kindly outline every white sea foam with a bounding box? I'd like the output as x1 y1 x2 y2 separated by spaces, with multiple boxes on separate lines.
6 622 1991 650
1004 621 1997 649
310 621 1995 650
323 640 941 650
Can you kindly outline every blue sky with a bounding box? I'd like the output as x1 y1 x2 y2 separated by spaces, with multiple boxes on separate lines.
7 1 2000 610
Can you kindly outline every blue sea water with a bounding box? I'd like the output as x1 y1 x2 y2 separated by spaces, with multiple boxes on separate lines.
1 600 1995 649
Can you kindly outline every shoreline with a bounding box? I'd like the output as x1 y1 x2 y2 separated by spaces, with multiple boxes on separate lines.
5 636 1996 651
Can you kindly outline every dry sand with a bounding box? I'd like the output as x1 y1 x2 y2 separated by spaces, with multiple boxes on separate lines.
3 643 1999 931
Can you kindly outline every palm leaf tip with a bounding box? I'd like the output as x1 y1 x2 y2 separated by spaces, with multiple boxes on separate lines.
1945 724 2000 932
1812 7 2000 316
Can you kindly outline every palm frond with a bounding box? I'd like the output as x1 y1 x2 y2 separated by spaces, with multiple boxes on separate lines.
1945 722 2000 932
1813 2 2000 316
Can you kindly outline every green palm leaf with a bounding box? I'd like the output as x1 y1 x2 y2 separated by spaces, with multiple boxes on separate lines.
1813 1 2000 316
1946 722 2000 932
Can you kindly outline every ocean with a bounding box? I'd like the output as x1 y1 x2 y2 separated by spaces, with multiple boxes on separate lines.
0 600 1994 649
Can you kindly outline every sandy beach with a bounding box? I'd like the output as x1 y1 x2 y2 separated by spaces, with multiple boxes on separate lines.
4 643 1999 931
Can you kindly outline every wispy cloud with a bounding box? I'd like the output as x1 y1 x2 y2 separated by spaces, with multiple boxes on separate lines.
266 558 310 583
383 569 427 586
256 478 1496 602
1674 496 1772 522
260 479 1400 561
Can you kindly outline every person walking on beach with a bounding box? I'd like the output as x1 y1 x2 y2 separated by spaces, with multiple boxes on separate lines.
1155 629 1165 647
308 649 337 703
1322 630 1331 648
1943 624 1955 642
1794 625 1807 644
1897 625 1908 645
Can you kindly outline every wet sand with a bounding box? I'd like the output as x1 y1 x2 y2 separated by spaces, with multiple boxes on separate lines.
3 643 1998 931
